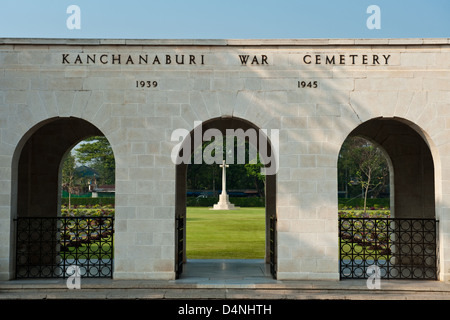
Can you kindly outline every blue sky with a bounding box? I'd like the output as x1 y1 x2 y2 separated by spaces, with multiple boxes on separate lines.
0 0 449 39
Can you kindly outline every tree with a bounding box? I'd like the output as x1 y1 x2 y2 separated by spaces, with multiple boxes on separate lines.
61 153 77 212
74 136 115 185
244 159 265 197
186 137 265 196
338 137 389 213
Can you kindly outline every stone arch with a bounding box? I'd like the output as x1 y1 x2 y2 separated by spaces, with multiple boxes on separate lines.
345 117 436 219
12 117 110 219
173 116 278 278
339 116 442 280
10 117 115 278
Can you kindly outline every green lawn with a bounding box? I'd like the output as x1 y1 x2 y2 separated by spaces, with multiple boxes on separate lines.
57 207 393 261
185 207 392 260
186 207 266 259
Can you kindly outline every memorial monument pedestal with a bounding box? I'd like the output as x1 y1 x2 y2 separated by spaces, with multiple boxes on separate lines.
212 193 238 210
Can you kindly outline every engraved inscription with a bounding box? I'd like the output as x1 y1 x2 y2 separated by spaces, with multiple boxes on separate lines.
298 81 318 88
136 80 158 88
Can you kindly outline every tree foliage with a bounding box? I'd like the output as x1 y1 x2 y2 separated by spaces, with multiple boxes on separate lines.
186 136 266 197
74 136 115 185
61 153 78 210
61 136 115 202
338 136 389 213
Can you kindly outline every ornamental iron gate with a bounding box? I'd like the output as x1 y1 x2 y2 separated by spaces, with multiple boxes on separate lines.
175 215 184 279
15 216 114 279
339 218 438 280
269 215 277 278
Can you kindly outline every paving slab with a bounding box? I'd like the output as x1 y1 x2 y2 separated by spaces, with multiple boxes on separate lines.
1 260 450 300
2 278 450 300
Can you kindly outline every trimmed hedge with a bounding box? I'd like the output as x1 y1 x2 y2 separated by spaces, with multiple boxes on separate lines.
62 196 389 209
62 196 264 207
187 197 265 207
231 197 265 207
338 198 390 209
61 197 115 207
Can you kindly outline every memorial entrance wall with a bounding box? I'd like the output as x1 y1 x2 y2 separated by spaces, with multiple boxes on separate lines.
0 38 449 281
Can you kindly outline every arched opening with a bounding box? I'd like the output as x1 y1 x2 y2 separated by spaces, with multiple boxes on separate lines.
349 118 435 219
12 117 115 279
174 117 277 280
338 117 438 280
338 136 392 216
61 136 115 212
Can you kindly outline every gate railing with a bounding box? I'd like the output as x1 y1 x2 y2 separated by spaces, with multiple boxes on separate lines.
175 215 184 278
15 216 114 279
339 217 438 280
269 215 277 278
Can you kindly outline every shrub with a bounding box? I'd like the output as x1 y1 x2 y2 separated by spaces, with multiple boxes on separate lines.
61 206 115 217
338 198 390 210
61 197 115 207
186 196 265 207
338 210 390 218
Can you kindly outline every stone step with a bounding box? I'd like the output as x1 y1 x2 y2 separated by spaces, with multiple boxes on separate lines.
2 279 450 300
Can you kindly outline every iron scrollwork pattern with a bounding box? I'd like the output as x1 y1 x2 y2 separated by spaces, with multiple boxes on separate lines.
15 216 114 279
269 215 277 278
339 218 438 280
175 215 184 278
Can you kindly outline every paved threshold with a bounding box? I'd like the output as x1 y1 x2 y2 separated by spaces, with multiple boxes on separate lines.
3 280 450 300
1 260 450 300
2 278 450 300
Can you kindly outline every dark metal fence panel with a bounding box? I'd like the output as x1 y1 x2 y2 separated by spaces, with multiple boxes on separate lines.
339 218 438 280
15 216 114 279
269 215 277 278
175 215 184 279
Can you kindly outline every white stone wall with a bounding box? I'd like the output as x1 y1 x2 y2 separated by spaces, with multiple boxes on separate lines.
0 39 449 281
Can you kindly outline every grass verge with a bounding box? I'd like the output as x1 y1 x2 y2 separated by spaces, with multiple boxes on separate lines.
186 206 266 259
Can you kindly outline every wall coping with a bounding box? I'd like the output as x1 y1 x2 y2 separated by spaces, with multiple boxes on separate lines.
0 38 449 47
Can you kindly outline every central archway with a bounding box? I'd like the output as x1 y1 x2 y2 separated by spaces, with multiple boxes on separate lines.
174 116 277 280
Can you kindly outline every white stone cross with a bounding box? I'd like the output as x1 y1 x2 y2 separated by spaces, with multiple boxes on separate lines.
219 160 229 195
211 160 238 210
